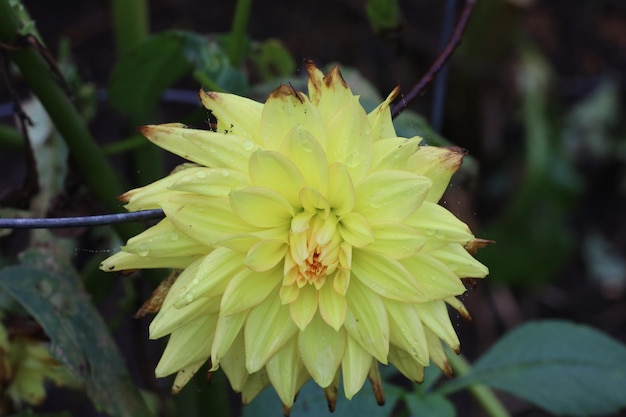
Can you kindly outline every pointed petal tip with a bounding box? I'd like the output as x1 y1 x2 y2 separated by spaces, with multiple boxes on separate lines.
281 402 292 416
368 364 385 406
324 383 338 412
464 238 496 255
324 65 349 89
269 83 306 102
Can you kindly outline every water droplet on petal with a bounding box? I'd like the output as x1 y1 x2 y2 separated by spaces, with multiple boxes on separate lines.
369 192 385 208
345 152 361 168
243 140 254 151
138 244 149 256
195 170 207 179
181 175 191 183
184 293 194 303
169 232 179 241
208 145 217 153
220 169 230 177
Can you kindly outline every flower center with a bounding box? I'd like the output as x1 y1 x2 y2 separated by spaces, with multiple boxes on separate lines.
287 212 341 289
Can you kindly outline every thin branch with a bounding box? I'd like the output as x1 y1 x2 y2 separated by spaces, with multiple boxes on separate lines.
0 209 164 229
391 0 476 118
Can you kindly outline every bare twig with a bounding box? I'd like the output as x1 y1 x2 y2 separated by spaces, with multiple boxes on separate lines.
391 0 476 118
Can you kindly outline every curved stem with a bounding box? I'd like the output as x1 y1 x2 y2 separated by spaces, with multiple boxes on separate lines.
229 0 254 67
445 351 511 417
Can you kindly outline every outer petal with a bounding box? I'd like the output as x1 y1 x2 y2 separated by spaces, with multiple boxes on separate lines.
400 252 467 301
341 336 372 399
150 295 220 340
404 201 474 243
424 327 452 376
352 249 426 303
354 170 432 223
266 337 307 408
343 279 389 363
241 370 271 405
245 293 298 372
169 167 250 197
220 266 281 316
155 314 217 377
220 332 248 391
100 250 198 271
388 345 425 383
367 222 427 259
139 124 258 172
172 358 206 393
368 86 399 141
310 65 354 123
371 137 420 171
298 313 346 387
427 243 489 278
386 301 429 366
162 194 257 247
122 163 196 211
324 95 373 182
261 84 326 150
409 146 466 202
122 218 210 258
415 300 460 352
280 126 329 195
199 90 263 141
211 310 248 369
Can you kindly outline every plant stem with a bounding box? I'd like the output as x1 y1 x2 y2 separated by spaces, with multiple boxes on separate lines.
111 0 149 55
446 351 511 417
228 0 254 67
0 0 138 240
0 123 24 150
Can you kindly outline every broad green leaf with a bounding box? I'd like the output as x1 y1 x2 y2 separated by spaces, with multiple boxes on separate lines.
0 248 152 417
405 393 456 417
365 0 400 34
108 30 246 122
438 320 626 416
242 378 401 417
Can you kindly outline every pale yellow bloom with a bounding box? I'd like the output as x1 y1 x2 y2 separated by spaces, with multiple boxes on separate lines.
101 62 489 411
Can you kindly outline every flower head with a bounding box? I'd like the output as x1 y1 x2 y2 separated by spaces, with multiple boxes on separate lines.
101 62 489 411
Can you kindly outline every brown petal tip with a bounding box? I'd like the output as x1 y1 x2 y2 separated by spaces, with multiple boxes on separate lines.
323 383 338 412
368 364 385 406
465 238 496 254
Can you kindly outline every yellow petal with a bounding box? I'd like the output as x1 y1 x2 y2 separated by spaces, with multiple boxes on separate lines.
324 95 373 182
409 146 466 202
244 239 287 272
249 149 304 207
199 90 263 141
123 219 210 258
313 65 354 123
400 252 467 300
266 337 306 407
415 301 460 353
299 186 330 215
211 310 248 369
230 187 294 228
424 327 452 376
172 359 206 393
427 242 489 278
354 170 432 223
169 167 250 197
99 250 198 271
327 163 355 216
150 295 220 340
318 281 347 330
261 84 326 150
298 313 346 387
387 345 425 383
371 137 420 171
174 248 246 307
241 369 271 405
289 284 318 330
404 201 474 243
220 332 248 391
220 266 281 316
368 86 399 141
305 60 325 105
341 336 372 399
162 194 256 247
139 124 257 172
343 279 389 363
122 163 197 211
367 222 427 259
352 249 425 303
155 314 217 377
245 293 298 372
385 301 429 366
280 126 329 195
338 212 373 248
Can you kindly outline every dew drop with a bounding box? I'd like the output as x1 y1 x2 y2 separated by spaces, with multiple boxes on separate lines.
208 145 217 153
369 192 385 208
191 277 199 286
138 244 149 256
181 175 191 183
220 169 230 177
345 152 361 168
195 170 207 179
169 232 179 241
184 293 194 304
243 140 254 151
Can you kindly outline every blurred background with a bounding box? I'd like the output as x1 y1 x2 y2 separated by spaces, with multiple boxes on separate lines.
1 0 626 416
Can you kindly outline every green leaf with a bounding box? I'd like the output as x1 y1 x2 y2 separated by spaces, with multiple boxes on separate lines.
108 30 246 122
249 38 296 81
0 247 153 417
242 378 401 417
438 320 626 416
405 393 456 417
365 0 400 34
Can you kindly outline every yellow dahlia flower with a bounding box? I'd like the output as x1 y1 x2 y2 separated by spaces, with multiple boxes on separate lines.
101 62 489 411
